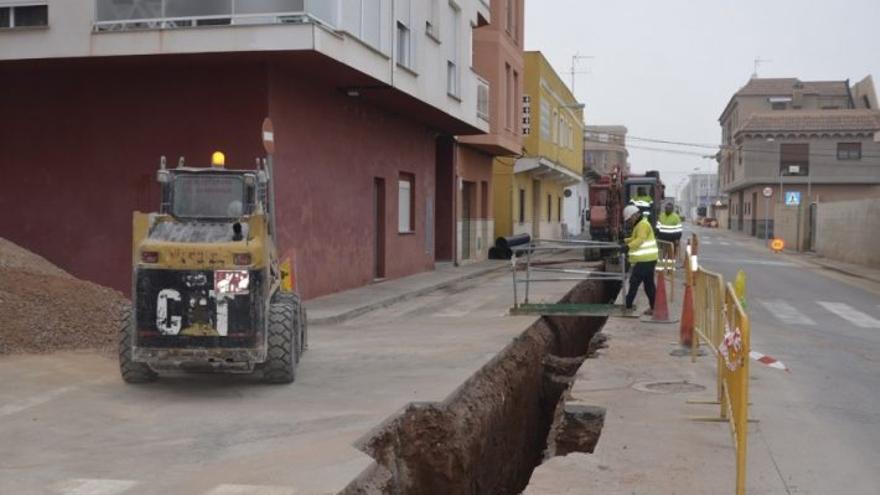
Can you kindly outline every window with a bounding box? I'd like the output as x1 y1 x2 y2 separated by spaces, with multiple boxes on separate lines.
837 142 862 160
426 0 440 40
540 100 551 139
504 64 512 129
396 22 412 69
547 194 551 222
398 173 415 233
0 3 48 28
518 189 526 223
771 102 787 110
506 0 517 40
446 2 460 97
780 143 809 176
513 70 520 133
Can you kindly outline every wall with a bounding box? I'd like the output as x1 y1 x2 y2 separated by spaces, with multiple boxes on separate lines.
269 58 437 297
456 144 494 261
815 198 880 267
726 135 880 192
0 55 268 294
0 54 441 299
492 157 514 238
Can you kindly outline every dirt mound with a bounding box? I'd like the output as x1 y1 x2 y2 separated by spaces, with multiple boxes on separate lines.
0 238 127 354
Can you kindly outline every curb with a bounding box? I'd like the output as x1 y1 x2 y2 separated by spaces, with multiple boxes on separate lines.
308 263 507 326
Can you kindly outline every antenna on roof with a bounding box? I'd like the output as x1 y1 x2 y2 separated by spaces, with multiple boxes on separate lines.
752 57 772 79
567 52 594 94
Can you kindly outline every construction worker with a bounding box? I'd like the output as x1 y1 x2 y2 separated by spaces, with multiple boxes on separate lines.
656 202 683 265
621 205 659 315
630 187 653 217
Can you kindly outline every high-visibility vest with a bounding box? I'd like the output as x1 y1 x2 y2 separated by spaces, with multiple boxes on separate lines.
626 217 659 263
657 212 683 234
630 195 653 208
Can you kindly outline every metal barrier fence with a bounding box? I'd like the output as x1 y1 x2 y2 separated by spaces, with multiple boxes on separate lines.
656 239 676 302
510 239 626 314
687 233 751 495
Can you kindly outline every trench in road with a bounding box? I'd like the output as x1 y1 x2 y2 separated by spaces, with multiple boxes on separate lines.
341 277 619 495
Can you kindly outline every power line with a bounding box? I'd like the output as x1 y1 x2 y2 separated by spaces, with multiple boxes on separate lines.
587 135 880 160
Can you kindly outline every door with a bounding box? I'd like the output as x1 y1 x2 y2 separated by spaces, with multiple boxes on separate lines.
806 202 817 252
751 192 758 237
461 181 474 260
373 178 386 279
531 179 541 238
737 191 745 231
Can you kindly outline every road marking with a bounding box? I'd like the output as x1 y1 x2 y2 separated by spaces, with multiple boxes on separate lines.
0 385 79 418
50 479 138 495
204 485 299 495
759 300 815 325
701 257 796 267
817 302 880 329
719 241 730 246
432 294 493 317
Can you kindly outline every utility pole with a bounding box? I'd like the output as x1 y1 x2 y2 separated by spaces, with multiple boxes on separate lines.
567 52 594 93
752 57 771 79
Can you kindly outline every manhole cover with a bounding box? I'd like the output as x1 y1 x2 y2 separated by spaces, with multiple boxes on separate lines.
632 381 706 394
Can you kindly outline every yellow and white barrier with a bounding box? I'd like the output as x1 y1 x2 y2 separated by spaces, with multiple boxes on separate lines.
688 233 751 495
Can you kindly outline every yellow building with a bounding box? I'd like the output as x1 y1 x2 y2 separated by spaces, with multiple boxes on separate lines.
493 51 584 240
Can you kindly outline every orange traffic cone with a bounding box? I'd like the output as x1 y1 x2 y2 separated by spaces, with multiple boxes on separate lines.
679 282 694 346
650 270 676 323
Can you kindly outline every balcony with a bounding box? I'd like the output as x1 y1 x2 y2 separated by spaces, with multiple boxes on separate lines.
94 0 337 32
477 76 490 123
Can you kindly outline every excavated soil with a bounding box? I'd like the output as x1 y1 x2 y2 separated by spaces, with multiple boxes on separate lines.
0 238 127 354
342 279 616 495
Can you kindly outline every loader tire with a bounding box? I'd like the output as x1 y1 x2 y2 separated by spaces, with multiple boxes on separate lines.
118 308 158 384
263 292 301 384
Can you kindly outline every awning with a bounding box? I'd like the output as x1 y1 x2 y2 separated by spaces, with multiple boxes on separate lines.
513 157 582 186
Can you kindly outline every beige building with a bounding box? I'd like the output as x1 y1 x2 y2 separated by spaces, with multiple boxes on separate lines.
584 125 629 177
718 76 880 239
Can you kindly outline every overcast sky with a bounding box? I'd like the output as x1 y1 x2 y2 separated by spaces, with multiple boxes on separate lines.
525 0 880 197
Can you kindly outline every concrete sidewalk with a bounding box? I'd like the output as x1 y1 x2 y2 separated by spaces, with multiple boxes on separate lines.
306 260 508 325
524 280 787 494
692 224 880 285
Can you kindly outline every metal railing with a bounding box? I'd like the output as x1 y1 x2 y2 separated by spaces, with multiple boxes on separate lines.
511 239 625 309
93 0 336 32
476 76 490 123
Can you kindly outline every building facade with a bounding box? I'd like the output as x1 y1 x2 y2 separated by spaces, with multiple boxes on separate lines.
493 51 584 240
679 173 719 220
454 0 524 262
718 76 880 238
0 0 493 299
584 125 630 177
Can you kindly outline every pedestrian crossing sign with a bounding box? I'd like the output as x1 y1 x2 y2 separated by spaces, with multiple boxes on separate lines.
785 191 801 206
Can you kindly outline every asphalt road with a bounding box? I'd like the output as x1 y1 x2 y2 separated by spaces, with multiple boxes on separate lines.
0 268 579 495
693 225 880 495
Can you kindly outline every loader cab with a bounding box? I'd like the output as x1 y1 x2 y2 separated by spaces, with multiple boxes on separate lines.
623 178 662 236
158 168 267 222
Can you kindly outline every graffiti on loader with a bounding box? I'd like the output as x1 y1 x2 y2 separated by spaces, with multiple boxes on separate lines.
686 233 752 495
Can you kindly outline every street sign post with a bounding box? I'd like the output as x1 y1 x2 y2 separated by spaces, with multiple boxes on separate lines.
262 118 275 155
762 187 773 240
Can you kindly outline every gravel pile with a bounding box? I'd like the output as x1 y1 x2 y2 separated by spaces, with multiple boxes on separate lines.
0 238 128 354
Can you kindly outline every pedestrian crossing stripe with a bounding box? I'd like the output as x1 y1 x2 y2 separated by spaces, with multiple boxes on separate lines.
817 302 880 329
50 479 138 495
759 300 815 325
49 480 299 495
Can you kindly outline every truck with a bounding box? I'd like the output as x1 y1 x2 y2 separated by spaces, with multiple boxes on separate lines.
584 167 666 259
120 151 307 384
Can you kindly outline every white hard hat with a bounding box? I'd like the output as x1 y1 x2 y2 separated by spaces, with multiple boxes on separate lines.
623 205 641 220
